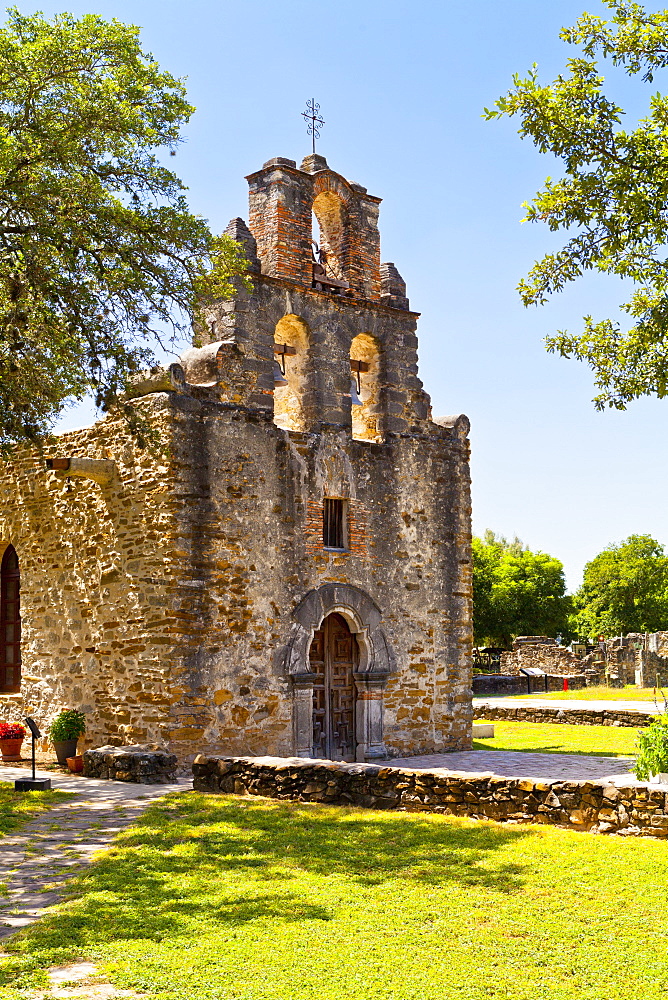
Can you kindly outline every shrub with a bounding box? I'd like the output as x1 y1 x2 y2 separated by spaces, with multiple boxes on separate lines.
49 710 86 742
634 715 668 781
0 723 25 740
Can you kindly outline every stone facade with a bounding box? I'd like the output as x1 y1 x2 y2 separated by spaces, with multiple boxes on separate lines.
192 754 668 839
0 153 473 764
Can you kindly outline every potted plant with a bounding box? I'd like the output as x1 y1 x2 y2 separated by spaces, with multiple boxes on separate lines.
49 710 86 766
0 722 25 761
634 714 668 782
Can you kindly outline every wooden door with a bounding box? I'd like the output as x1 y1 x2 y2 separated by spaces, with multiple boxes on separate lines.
0 546 20 692
309 613 357 761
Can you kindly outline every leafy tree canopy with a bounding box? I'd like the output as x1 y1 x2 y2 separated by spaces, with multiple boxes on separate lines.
485 1 668 410
571 533 668 638
472 530 571 647
0 8 248 449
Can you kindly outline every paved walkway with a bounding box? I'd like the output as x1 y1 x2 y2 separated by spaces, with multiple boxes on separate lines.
0 766 188 939
473 696 656 714
385 750 637 783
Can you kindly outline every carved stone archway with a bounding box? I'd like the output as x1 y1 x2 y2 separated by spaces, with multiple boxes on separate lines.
283 584 395 761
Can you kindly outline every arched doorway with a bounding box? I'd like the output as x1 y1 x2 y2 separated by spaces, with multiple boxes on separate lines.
0 546 20 692
309 613 358 761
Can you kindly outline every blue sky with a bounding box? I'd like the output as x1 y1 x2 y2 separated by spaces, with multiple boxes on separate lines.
27 0 668 591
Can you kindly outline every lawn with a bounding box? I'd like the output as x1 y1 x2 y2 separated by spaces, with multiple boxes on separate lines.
472 720 640 757
0 781 69 836
2 792 668 1000
514 685 662 702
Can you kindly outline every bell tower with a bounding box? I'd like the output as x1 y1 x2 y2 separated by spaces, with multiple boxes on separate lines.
245 154 383 300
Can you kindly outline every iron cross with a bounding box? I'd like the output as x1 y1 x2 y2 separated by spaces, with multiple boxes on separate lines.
302 99 324 155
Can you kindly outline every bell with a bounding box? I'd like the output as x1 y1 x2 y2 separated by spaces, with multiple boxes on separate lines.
350 377 362 406
273 360 288 387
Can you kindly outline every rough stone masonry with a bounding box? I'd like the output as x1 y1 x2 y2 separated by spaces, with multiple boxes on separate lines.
194 754 668 840
0 152 473 764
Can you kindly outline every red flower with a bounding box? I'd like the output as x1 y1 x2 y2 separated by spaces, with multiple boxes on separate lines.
0 723 25 740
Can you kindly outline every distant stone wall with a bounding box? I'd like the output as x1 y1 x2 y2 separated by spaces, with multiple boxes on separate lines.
501 638 582 677
192 754 668 839
472 673 587 697
474 703 652 728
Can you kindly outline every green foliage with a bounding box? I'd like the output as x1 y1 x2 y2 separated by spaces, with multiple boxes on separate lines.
5 794 668 998
0 8 249 449
634 713 668 779
571 534 668 638
472 530 571 646
49 709 85 742
485 1 668 409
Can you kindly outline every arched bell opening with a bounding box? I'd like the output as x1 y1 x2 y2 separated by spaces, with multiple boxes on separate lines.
0 545 21 693
350 332 383 443
273 314 310 432
312 191 347 281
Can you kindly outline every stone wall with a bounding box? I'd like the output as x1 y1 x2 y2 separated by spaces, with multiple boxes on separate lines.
83 744 177 783
192 754 668 839
472 673 587 697
0 403 184 751
501 638 582 677
474 703 652 728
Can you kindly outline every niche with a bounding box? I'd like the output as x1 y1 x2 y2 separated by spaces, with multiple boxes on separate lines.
350 333 383 443
273 314 310 432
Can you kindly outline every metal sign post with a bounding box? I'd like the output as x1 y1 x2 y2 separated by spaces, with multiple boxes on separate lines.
14 718 51 791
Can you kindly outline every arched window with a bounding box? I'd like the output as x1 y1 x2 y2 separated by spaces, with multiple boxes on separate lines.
273 314 310 432
0 546 21 692
350 333 383 443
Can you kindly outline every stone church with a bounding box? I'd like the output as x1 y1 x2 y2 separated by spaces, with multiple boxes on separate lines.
0 152 473 763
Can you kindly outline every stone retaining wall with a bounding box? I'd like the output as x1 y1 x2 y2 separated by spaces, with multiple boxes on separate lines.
474 704 652 728
472 674 587 697
192 754 668 838
83 744 178 783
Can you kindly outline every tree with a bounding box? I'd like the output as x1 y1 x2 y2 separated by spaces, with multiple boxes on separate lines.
0 8 249 449
472 530 571 647
571 534 668 638
485 1 668 409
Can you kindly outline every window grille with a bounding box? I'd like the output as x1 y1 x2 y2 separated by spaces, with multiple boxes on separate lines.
323 499 347 550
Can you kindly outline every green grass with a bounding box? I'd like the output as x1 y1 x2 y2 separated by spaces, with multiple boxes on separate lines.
3 792 668 1000
0 781 69 836
514 685 661 702
472 720 639 757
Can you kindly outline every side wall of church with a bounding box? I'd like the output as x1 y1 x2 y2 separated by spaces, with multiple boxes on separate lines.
0 399 193 749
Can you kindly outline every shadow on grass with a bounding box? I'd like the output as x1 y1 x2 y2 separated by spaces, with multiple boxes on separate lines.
471 740 636 760
1 793 532 975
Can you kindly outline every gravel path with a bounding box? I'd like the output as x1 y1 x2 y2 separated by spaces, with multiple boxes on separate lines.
0 766 188 939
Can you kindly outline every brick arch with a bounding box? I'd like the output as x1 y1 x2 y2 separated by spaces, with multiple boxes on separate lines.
312 171 356 205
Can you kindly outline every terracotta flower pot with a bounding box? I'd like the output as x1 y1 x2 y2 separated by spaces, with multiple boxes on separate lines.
66 755 83 774
0 737 23 762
